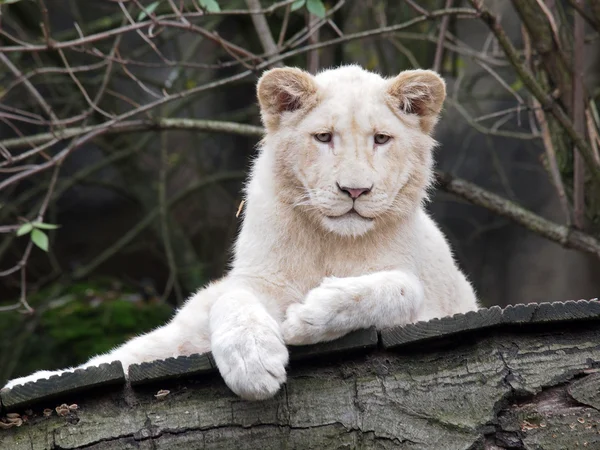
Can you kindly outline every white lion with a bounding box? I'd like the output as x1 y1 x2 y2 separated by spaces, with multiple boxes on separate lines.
3 65 478 400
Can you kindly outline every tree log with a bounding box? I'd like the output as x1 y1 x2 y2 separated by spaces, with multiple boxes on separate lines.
2 300 600 449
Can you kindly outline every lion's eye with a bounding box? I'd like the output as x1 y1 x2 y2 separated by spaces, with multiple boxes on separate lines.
374 134 391 145
314 132 332 143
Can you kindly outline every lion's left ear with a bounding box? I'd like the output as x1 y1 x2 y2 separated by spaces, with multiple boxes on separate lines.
387 69 446 134
257 67 319 131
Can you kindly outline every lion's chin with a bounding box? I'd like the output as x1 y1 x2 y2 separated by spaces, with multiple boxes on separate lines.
321 210 375 237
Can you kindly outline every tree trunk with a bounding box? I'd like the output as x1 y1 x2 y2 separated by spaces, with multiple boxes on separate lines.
2 300 600 449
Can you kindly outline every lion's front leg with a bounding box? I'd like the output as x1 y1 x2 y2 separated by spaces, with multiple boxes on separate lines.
281 270 424 345
209 288 289 401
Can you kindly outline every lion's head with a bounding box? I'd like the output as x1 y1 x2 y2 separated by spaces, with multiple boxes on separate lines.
257 65 445 238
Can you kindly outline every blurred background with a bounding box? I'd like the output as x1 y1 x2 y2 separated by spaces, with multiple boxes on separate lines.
1 0 599 384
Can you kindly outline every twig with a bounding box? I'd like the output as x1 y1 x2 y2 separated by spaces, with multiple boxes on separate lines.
37 0 53 48
0 67 256 192
476 60 525 105
404 0 429 16
277 4 291 47
118 1 171 64
0 60 108 104
573 0 586 228
56 48 114 119
267 7 478 67
522 24 571 224
1 164 64 313
0 118 264 151
533 0 562 51
565 0 600 32
445 97 539 140
306 12 320 73
158 130 183 304
0 53 59 124
433 0 453 72
388 37 420 68
533 98 572 224
586 107 600 165
245 0 282 67
283 0 345 51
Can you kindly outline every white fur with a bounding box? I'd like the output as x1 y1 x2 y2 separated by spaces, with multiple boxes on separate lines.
3 65 478 400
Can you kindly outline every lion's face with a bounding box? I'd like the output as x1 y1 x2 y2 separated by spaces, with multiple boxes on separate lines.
257 66 445 238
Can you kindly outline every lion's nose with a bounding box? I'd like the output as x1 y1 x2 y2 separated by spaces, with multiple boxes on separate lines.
337 183 372 199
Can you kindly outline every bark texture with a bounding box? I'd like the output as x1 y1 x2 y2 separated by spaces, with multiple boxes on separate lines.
2 303 600 449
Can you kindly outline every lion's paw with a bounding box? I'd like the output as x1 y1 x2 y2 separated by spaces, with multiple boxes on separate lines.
211 311 289 401
282 279 351 345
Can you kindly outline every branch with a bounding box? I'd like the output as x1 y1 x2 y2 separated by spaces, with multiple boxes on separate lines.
245 0 282 67
444 97 539 140
435 171 600 259
0 7 477 187
471 1 600 184
565 0 600 32
0 118 263 151
306 12 320 73
0 53 58 123
573 0 586 228
432 0 453 72
158 130 183 305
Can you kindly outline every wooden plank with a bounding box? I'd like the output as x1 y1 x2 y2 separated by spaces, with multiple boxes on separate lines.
130 329 378 385
530 299 600 323
0 362 124 410
128 353 216 385
381 299 600 350
499 302 538 324
289 327 378 361
381 306 503 349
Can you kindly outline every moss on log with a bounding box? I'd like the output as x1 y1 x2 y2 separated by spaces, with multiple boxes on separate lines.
2 300 600 449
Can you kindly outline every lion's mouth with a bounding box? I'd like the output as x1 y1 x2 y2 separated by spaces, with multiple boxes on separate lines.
326 208 373 221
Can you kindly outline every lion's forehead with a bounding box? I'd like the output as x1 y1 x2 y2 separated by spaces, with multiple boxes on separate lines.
303 92 400 136
315 64 386 86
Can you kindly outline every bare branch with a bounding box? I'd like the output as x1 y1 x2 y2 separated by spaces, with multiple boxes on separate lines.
435 171 600 259
306 12 320 73
245 0 282 67
573 0 586 228
0 53 59 123
433 0 453 72
471 1 600 184
0 118 264 151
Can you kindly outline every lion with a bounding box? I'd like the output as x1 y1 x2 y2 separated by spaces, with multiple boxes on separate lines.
3 65 478 400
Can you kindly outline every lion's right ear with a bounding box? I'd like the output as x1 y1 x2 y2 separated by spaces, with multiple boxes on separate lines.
257 67 318 130
387 69 446 134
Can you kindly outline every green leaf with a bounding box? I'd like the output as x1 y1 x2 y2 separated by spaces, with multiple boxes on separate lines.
510 78 524 92
291 0 306 12
16 223 33 236
306 0 326 18
32 221 60 230
0 0 25 5
31 229 49 252
199 0 220 12
137 1 160 21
